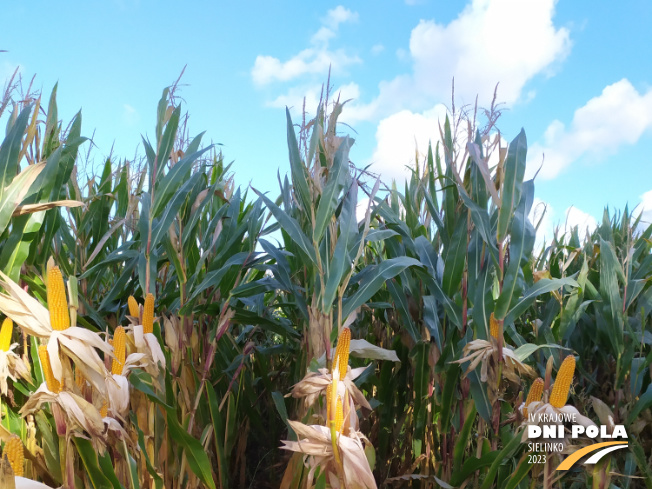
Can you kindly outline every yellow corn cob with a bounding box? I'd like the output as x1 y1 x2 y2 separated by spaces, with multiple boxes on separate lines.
523 377 544 418
489 313 500 340
47 266 70 331
38 345 61 393
5 436 23 477
326 383 333 422
334 328 351 376
334 396 343 433
550 355 576 408
0 318 13 352
100 402 108 418
112 327 126 375
128 295 140 318
143 293 155 334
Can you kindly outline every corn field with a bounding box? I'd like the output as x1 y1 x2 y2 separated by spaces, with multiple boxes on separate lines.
0 72 650 489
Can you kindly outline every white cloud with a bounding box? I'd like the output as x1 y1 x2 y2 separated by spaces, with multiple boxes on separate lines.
251 6 360 86
371 44 384 55
564 207 598 238
527 79 652 180
369 104 447 183
323 6 358 29
635 190 652 227
123 104 139 126
252 49 360 86
356 196 370 223
346 0 570 123
268 82 360 119
529 199 597 247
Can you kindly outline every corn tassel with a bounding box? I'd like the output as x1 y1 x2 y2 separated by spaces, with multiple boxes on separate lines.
550 355 576 408
143 293 154 334
0 318 12 352
523 377 544 418
38 345 61 393
334 328 351 376
128 295 140 318
47 266 70 331
112 326 126 375
5 436 23 477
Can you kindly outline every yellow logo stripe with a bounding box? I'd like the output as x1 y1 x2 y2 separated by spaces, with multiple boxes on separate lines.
556 441 628 470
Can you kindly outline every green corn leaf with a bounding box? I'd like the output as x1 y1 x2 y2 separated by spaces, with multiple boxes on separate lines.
286 108 312 214
74 438 113 489
252 188 317 266
504 277 579 325
342 257 423 319
497 129 527 243
166 406 217 489
313 136 352 242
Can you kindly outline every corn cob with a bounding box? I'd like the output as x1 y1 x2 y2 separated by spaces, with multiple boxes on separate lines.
143 293 155 334
47 266 70 331
38 345 61 393
4 436 23 477
334 328 351 377
128 295 140 318
523 377 544 418
326 382 333 422
489 313 500 340
100 402 108 418
0 318 12 352
334 395 343 433
550 355 576 408
112 326 126 375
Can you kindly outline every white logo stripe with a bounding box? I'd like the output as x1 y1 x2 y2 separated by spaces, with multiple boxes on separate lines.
584 444 628 465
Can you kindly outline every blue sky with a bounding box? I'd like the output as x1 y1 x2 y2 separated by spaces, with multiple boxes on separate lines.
2 0 652 241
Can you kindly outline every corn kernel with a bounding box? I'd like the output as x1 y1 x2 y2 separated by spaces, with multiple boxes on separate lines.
100 402 108 418
334 328 351 377
38 345 61 393
128 296 140 319
326 383 333 422
47 266 70 331
143 293 155 334
489 313 500 340
550 355 575 408
523 377 544 418
5 436 23 477
112 326 126 375
0 318 13 352
334 396 343 433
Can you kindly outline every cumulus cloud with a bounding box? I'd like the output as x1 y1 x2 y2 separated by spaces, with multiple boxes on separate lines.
251 6 360 86
347 0 570 123
267 82 360 119
369 104 448 183
527 79 652 180
529 198 598 247
635 190 652 227
323 5 358 29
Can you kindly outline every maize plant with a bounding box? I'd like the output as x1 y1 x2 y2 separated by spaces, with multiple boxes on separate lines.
0 70 648 489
